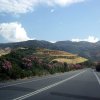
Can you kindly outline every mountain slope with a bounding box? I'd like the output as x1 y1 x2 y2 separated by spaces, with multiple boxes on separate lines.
0 40 100 61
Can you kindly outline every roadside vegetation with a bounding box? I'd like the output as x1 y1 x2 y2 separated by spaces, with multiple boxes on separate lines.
0 48 90 81
95 62 100 72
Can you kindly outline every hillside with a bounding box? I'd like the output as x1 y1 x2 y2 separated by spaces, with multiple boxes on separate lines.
0 48 88 81
0 48 11 57
52 57 88 64
36 48 77 58
35 48 88 64
0 40 100 61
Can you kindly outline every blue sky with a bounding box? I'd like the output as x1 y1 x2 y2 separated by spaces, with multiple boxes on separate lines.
0 0 100 43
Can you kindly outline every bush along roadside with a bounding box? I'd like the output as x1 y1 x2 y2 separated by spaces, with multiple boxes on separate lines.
0 51 84 81
95 62 100 72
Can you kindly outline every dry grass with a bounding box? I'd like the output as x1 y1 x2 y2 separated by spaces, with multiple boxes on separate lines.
52 57 88 64
36 48 88 64
36 48 77 57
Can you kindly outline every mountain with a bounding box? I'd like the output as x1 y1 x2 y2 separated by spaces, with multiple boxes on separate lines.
54 41 100 61
0 40 100 61
0 40 53 49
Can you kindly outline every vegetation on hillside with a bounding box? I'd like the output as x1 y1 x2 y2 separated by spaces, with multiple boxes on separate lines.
52 57 88 64
0 40 100 61
0 48 89 81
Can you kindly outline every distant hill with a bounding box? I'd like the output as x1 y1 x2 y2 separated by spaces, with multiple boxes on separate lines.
0 40 100 61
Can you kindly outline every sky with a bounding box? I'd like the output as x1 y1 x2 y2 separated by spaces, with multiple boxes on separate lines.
0 0 100 43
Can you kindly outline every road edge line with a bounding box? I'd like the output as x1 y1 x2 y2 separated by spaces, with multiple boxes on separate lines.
93 71 100 85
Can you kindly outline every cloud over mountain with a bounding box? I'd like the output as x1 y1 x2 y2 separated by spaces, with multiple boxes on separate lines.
72 36 99 43
0 22 32 42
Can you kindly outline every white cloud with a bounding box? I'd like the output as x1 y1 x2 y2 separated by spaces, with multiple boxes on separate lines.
45 0 85 7
72 36 99 43
50 41 56 43
0 22 33 42
0 0 85 14
0 0 38 14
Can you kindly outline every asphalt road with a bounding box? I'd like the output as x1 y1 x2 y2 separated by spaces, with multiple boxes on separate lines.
0 68 100 100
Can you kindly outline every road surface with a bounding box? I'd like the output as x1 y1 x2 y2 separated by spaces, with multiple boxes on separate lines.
0 68 100 100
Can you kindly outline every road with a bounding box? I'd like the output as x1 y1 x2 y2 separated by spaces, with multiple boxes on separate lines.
0 68 100 100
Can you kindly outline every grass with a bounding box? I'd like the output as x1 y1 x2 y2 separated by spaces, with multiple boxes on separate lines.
35 48 88 64
51 57 88 64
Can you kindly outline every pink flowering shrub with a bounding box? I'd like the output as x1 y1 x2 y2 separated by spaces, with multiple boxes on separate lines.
69 64 82 70
74 64 82 69
2 60 12 70
22 58 32 69
22 56 43 69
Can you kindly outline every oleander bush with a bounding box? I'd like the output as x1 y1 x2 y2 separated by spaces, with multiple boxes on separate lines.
0 49 85 81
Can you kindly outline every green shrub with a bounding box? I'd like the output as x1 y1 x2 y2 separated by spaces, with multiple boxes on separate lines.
96 63 100 72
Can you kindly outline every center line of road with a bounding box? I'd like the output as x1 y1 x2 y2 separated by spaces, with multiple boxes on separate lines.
13 70 87 100
93 71 100 85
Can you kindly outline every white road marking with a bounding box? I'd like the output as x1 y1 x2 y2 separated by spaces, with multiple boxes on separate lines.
13 70 87 100
0 70 76 89
93 71 100 85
